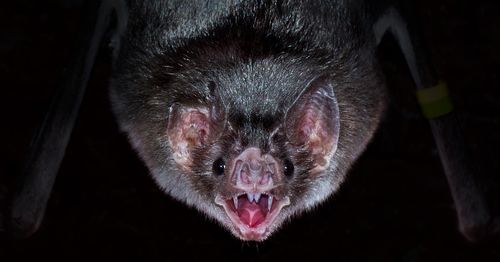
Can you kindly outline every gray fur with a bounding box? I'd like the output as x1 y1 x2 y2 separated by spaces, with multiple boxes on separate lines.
110 0 386 240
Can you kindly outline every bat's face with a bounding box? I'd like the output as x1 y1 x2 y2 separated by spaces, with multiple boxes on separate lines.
164 72 340 241
112 62 340 241
111 35 385 241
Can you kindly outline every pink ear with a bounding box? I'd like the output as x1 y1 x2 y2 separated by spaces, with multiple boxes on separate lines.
167 105 214 168
285 77 340 170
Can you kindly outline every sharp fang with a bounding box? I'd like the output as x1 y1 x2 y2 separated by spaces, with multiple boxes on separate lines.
246 193 254 202
233 196 239 209
267 195 273 211
254 193 261 202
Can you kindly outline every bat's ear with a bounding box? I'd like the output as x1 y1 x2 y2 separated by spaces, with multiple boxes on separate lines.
167 102 224 169
285 76 340 171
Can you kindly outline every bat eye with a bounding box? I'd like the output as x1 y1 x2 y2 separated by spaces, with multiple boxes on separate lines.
283 159 294 177
212 158 225 176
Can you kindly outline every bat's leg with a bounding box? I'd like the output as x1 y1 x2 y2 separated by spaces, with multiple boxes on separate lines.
374 7 499 242
7 0 127 239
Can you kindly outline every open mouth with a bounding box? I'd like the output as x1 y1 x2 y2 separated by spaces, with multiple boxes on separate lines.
215 192 290 241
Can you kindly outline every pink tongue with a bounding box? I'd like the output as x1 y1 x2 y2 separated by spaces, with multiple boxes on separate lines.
238 200 265 227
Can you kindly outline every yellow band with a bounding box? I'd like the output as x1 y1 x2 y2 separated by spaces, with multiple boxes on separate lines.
416 82 454 119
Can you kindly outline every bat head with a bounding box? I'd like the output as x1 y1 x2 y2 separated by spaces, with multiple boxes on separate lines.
110 28 385 241
165 74 340 240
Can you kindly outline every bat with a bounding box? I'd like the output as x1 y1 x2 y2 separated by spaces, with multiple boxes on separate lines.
7 0 499 242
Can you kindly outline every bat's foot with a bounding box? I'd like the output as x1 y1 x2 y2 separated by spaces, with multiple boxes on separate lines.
6 214 40 239
459 217 500 243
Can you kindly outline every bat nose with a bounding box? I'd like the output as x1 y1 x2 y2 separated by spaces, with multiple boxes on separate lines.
237 160 272 188
231 147 277 190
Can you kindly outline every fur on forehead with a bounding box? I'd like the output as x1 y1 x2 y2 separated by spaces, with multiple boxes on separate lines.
214 57 321 117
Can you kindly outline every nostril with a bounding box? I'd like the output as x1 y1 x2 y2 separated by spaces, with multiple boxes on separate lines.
259 171 272 185
239 163 251 184
237 161 272 186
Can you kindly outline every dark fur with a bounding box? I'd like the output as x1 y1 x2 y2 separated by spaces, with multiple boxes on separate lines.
110 0 386 240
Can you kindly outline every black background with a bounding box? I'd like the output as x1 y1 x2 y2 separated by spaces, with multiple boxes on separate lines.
1 1 499 261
